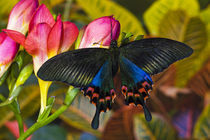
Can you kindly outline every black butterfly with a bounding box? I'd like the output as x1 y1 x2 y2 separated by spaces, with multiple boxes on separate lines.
37 38 193 129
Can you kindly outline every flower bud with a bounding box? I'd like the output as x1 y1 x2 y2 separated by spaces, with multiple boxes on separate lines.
77 16 120 49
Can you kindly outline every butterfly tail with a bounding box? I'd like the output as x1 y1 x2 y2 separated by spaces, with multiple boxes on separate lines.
142 103 152 121
91 103 101 129
81 61 116 129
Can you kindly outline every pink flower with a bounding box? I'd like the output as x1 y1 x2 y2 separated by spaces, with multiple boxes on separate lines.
4 4 79 73
75 16 120 49
7 0 39 34
0 0 38 78
4 4 79 113
5 121 31 140
0 32 19 77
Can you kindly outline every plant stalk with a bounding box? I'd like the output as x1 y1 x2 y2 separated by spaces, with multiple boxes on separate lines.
18 87 79 140
18 105 67 140
10 100 24 136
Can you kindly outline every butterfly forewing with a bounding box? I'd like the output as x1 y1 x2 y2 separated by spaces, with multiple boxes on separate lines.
119 38 193 75
37 48 109 87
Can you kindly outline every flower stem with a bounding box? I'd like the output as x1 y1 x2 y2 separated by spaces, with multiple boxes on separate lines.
38 79 51 114
10 100 24 136
0 94 24 135
18 105 67 140
18 86 79 140
14 110 24 136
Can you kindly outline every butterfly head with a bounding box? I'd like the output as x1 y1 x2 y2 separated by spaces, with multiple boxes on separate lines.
110 40 118 48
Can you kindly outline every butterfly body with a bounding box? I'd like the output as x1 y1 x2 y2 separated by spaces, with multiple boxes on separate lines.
37 38 193 129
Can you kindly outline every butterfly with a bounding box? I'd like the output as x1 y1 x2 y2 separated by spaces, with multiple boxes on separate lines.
37 37 193 129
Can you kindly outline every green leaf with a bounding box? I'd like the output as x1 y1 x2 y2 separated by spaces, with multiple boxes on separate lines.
76 0 145 35
144 0 200 35
15 64 33 88
134 113 177 140
64 86 80 106
15 51 32 70
134 35 144 41
0 85 40 127
158 10 208 87
0 86 22 107
121 32 134 45
7 63 19 91
0 70 9 86
0 64 33 107
193 105 210 139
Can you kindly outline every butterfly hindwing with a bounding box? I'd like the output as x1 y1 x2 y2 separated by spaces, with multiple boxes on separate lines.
82 59 116 129
119 38 193 75
37 48 109 87
119 56 153 121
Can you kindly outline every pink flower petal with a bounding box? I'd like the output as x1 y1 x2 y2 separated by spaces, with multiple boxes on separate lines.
103 19 120 45
7 0 39 34
29 4 55 32
2 29 26 46
60 21 79 52
0 32 7 44
47 15 63 57
5 121 31 140
25 23 51 73
0 35 19 65
78 16 120 49
25 23 51 56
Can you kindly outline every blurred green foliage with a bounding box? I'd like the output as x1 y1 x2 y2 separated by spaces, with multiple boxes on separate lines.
0 0 209 139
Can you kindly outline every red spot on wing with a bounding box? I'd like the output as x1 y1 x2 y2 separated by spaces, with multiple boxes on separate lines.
138 88 146 93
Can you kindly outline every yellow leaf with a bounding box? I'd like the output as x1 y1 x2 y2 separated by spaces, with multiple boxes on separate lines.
144 0 200 35
200 6 210 24
158 10 209 87
76 0 145 36
134 113 177 140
